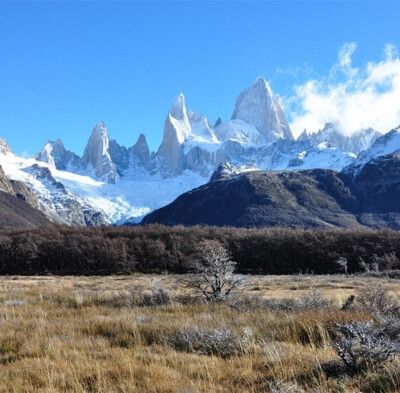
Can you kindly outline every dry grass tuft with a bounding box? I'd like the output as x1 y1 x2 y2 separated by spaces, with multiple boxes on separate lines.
0 274 399 392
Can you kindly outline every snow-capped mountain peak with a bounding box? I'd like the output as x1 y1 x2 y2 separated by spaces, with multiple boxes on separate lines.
35 138 81 172
357 126 400 164
82 122 117 184
170 93 189 123
308 123 381 156
297 129 311 142
231 77 293 142
130 133 151 166
156 94 193 174
0 138 13 155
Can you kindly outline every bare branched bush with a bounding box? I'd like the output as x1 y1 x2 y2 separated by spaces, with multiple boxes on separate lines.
187 240 244 302
129 280 172 307
357 288 400 316
233 290 332 312
334 257 348 274
169 326 251 358
297 289 332 310
332 321 400 373
358 257 370 273
266 380 305 393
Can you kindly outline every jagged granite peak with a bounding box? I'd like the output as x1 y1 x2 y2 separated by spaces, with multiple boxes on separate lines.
0 138 12 155
355 126 400 166
273 94 293 140
35 139 81 171
187 110 219 143
297 129 312 142
214 117 222 127
157 94 192 175
170 93 190 125
131 133 151 165
309 123 381 156
231 77 294 142
108 140 130 176
82 122 117 184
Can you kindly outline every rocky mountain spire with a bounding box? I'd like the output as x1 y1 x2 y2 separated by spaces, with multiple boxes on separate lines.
35 139 81 171
0 138 12 155
82 122 117 183
157 94 192 174
131 133 151 166
231 77 293 141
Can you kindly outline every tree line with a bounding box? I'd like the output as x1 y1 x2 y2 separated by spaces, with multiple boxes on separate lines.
0 224 399 275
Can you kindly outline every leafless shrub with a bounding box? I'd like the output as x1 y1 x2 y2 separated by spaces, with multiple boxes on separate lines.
373 313 400 340
169 326 251 358
129 280 172 307
226 294 265 311
334 257 348 274
381 252 400 270
265 380 305 393
240 290 332 312
358 257 370 273
187 240 245 302
332 321 400 373
4 299 27 306
297 289 332 310
357 288 400 316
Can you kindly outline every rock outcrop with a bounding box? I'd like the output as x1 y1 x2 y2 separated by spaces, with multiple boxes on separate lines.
82 122 117 183
35 139 81 171
231 77 293 141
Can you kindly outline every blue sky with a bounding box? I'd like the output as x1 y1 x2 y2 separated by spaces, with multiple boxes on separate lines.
1 1 400 156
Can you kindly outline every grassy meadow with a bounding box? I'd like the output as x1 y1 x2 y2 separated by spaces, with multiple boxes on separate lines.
0 274 400 392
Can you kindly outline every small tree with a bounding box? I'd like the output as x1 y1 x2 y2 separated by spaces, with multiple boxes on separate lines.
334 257 348 275
188 240 243 302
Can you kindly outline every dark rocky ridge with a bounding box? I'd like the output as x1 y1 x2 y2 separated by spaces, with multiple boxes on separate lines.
0 165 49 228
142 153 400 229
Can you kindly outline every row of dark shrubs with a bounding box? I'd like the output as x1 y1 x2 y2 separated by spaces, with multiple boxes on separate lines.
0 224 400 275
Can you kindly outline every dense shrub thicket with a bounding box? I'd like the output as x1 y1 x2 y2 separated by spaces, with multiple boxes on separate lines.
0 224 400 275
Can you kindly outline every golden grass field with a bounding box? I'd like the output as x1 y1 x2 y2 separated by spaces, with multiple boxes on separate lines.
0 274 399 392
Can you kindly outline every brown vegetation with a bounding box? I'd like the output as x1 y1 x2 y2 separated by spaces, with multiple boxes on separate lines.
0 275 400 392
1 224 400 275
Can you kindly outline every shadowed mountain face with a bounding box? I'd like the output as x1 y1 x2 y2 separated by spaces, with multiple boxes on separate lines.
0 191 49 229
142 153 400 229
0 165 49 229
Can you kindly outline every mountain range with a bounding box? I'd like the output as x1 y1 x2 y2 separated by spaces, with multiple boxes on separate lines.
0 77 399 228
143 151 400 229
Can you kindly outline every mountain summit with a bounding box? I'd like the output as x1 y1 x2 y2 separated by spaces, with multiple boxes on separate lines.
232 77 293 141
157 94 192 174
82 122 117 183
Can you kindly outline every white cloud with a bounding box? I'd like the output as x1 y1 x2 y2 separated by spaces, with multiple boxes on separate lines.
338 42 357 70
288 43 400 137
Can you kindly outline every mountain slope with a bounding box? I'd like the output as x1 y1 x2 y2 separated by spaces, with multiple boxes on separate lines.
0 165 49 229
143 154 400 229
142 168 362 228
0 191 50 229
